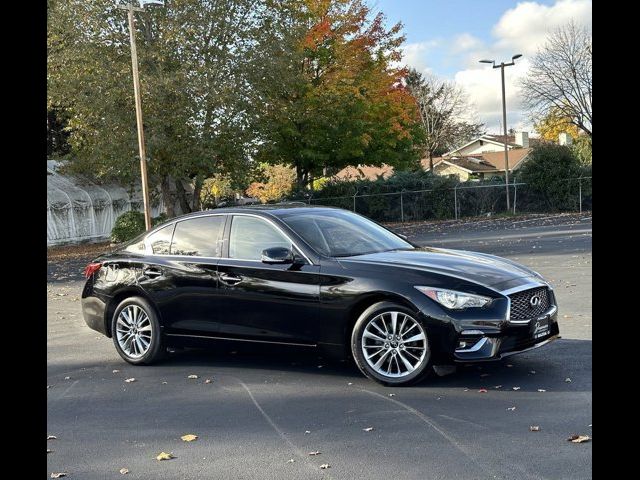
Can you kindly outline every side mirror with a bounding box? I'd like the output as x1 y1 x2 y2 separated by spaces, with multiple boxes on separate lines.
261 247 294 264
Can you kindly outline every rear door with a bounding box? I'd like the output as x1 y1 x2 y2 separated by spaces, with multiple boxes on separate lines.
139 214 227 336
214 214 321 344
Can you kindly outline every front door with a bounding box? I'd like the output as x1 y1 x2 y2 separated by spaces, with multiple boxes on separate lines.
215 214 321 344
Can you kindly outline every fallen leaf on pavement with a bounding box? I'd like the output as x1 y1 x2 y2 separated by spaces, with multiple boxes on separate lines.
181 434 198 442
47 435 57 440
51 474 67 478
529 426 541 432
363 427 374 432
187 375 198 379
156 452 175 461
124 378 136 383
320 464 330 469
512 387 521 391
119 468 129 474
506 407 516 411
308 451 321 456
478 388 488 393
567 434 590 443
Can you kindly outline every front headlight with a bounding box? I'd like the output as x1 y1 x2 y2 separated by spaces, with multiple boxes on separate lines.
415 286 492 310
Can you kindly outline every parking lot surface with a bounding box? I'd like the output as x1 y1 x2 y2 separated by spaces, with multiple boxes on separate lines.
47 213 592 479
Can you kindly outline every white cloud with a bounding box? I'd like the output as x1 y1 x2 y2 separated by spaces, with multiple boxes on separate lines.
450 33 483 54
453 0 591 132
401 40 440 75
493 0 592 56
455 59 531 134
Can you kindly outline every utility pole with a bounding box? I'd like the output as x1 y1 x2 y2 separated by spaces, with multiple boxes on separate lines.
480 54 522 211
118 1 164 230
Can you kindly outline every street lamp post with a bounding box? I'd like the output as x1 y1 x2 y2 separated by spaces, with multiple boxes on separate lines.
479 54 522 211
118 1 165 230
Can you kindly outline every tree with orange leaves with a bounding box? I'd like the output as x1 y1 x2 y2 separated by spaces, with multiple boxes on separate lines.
255 0 424 189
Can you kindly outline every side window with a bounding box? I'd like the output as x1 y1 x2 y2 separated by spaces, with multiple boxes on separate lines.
170 216 225 257
146 224 175 255
229 216 290 261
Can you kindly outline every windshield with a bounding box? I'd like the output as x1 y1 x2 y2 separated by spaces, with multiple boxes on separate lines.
280 210 414 257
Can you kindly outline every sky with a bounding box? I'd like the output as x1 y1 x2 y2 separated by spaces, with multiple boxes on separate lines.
371 0 592 135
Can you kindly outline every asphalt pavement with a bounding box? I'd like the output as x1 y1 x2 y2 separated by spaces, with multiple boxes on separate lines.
47 213 592 479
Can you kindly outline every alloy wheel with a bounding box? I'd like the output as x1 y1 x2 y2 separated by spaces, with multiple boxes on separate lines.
361 311 428 378
115 305 153 359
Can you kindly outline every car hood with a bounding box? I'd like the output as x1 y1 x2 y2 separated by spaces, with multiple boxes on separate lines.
339 248 544 290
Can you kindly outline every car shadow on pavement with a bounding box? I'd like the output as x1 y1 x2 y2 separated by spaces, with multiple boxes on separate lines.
132 338 591 392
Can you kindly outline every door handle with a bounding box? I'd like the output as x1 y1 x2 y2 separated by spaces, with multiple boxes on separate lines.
219 273 242 285
142 267 163 278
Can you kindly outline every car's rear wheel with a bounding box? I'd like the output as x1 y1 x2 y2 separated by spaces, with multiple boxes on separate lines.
351 302 431 386
112 297 164 365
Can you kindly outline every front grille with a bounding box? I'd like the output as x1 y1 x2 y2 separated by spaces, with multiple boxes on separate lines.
509 287 551 320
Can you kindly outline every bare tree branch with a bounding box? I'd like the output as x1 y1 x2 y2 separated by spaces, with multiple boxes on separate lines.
406 70 484 170
520 22 592 137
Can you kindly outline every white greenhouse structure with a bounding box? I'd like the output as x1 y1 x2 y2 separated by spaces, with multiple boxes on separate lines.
47 160 166 246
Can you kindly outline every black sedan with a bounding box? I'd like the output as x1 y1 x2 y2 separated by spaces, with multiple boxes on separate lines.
81 206 559 386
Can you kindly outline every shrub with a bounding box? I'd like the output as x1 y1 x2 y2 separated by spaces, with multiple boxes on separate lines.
111 211 170 243
517 144 585 211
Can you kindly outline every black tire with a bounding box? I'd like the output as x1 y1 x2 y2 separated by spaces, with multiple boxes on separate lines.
111 296 164 365
351 301 432 386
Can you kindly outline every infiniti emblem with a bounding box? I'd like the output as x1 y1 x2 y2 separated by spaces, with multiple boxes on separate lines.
529 295 541 307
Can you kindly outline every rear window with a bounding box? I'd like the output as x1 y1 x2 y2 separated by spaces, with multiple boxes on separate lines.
146 224 175 255
170 216 225 257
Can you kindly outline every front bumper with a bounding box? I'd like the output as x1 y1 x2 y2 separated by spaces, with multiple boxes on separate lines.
452 306 560 361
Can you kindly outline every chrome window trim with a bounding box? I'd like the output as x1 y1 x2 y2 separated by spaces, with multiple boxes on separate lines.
142 212 315 266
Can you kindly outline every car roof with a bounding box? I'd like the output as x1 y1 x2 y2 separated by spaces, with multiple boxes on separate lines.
166 204 340 222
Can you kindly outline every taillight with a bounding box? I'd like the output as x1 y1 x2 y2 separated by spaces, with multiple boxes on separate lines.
84 262 102 279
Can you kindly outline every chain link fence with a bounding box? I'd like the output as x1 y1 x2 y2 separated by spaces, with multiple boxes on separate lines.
303 177 591 223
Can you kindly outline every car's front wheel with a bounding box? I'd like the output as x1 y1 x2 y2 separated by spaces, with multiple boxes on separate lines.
112 296 164 365
351 302 431 386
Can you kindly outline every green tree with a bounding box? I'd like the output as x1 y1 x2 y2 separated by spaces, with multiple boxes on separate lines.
255 0 424 189
48 0 271 215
